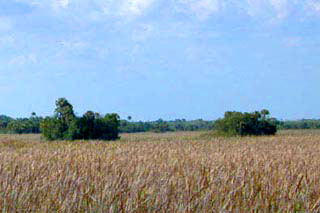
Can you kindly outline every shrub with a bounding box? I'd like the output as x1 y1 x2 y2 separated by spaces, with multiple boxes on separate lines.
214 110 277 136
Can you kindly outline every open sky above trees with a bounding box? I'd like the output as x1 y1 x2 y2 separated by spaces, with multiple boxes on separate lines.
0 0 319 121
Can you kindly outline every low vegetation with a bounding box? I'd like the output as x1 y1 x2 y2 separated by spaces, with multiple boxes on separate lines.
0 131 320 211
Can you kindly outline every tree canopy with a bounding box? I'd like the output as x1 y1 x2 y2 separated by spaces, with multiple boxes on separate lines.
40 98 120 141
214 110 277 136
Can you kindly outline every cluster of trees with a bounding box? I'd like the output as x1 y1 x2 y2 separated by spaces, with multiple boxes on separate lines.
120 119 214 133
214 110 277 136
40 98 120 141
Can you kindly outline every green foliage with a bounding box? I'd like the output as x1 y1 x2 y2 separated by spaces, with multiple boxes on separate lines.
119 119 214 133
277 119 320 129
102 113 121 140
77 112 120 140
0 115 13 128
0 115 13 133
55 98 76 134
153 120 171 133
6 113 42 134
40 98 120 141
2 102 320 136
214 110 277 136
40 117 63 140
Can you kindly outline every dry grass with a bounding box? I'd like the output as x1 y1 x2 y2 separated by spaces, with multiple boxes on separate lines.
1 130 320 212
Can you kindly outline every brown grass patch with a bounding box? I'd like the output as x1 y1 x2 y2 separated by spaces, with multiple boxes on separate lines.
0 130 320 212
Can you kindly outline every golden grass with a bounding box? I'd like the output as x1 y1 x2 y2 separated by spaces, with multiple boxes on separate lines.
0 130 320 212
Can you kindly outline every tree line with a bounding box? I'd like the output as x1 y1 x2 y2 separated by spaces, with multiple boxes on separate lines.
2 115 318 135
0 114 41 134
1 99 320 138
120 119 214 133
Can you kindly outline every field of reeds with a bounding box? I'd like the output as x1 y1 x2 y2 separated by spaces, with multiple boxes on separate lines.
1 130 320 212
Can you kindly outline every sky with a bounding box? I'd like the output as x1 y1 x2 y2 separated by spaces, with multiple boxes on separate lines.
0 0 319 121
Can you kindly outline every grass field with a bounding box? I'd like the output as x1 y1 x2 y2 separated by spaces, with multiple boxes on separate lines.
1 130 320 212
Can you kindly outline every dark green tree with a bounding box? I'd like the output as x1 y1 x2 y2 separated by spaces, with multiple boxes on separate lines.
41 98 120 141
40 117 63 140
78 111 96 139
214 110 277 136
55 98 76 129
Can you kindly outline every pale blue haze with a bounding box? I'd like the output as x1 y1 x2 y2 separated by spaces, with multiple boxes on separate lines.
0 0 319 120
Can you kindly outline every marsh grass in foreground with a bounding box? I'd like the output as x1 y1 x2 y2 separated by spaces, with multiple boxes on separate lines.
0 130 320 212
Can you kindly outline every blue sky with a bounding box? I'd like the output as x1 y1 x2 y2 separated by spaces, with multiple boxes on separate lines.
0 0 319 121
